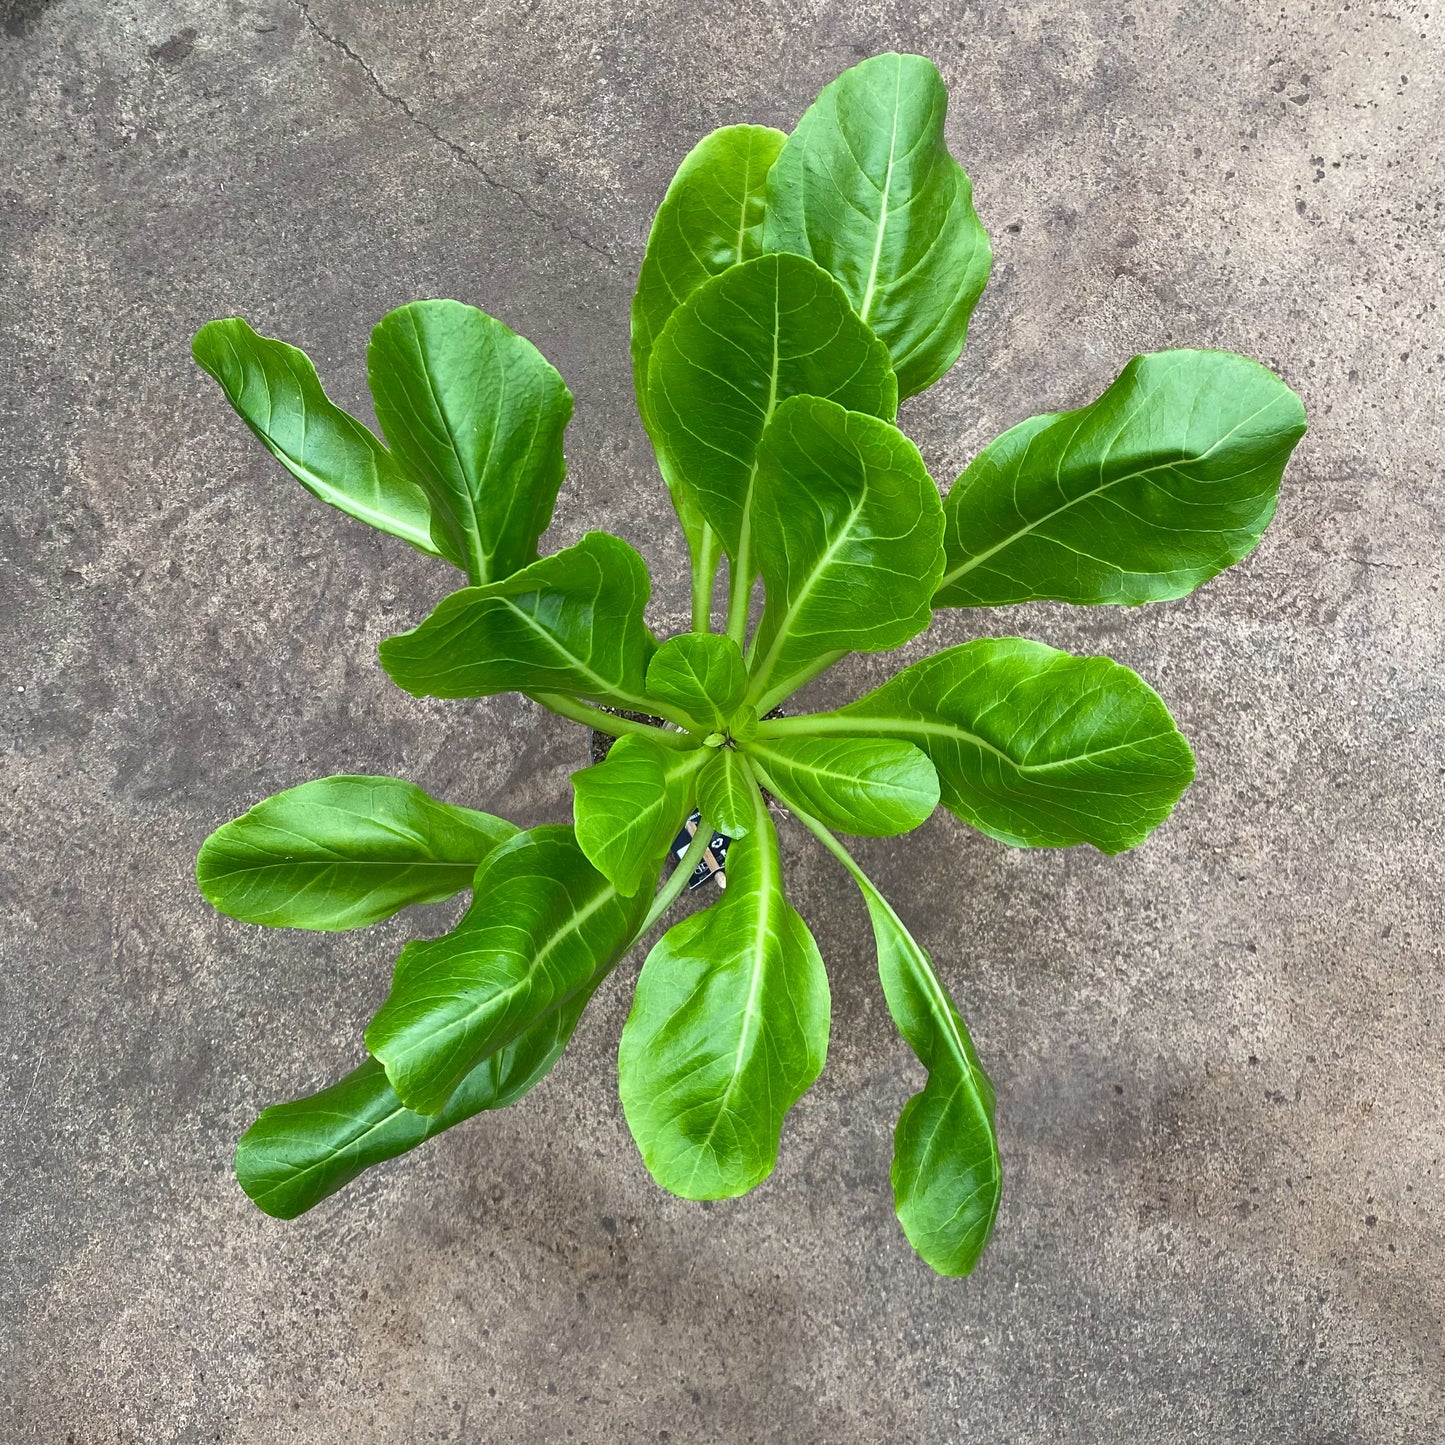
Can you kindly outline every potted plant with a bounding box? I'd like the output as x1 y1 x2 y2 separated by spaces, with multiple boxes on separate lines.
193 53 1305 1275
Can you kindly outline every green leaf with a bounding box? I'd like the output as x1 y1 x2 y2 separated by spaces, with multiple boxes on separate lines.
695 747 755 838
192 317 443 559
572 734 707 895
763 53 992 399
366 826 647 1114
618 785 829 1199
235 995 591 1219
744 736 938 837
379 531 658 709
768 639 1195 853
196 776 516 931
632 125 787 559
863 885 999 1275
645 632 748 732
936 349 1309 607
630 126 783 588
747 396 944 708
632 126 786 408
645 252 898 572
368 300 574 584
768 798 999 1276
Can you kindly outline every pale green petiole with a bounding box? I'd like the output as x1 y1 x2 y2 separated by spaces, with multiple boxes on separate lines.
725 550 753 651
746 756 853 874
529 692 698 747
633 812 715 941
691 524 723 634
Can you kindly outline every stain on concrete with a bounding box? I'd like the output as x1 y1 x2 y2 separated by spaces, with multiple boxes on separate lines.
1 0 53 41
147 26 195 65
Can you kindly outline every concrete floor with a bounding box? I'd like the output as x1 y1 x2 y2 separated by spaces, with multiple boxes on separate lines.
3 1 1442 1440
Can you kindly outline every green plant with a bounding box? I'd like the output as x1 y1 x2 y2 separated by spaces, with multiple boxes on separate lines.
193 53 1306 1276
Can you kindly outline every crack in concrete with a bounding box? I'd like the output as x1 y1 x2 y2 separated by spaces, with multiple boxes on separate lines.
291 0 617 265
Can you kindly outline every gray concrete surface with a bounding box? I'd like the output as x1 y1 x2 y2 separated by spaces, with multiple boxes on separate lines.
2 1 1442 1439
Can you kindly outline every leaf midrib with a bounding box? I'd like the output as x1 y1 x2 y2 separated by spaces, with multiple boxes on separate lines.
204 856 477 875
939 390 1287 591
766 711 1183 776
858 56 904 323
686 775 773 1191
750 751 927 809
488 585 652 713
382 881 618 1092
751 469 869 699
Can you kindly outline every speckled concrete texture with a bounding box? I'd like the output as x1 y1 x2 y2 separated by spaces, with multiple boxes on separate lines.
2 1 1442 1440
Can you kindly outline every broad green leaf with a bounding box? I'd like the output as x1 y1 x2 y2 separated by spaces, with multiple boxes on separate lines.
645 632 748 732
632 124 785 558
193 318 443 559
937 350 1309 607
744 736 938 837
196 776 516 931
368 300 574 584
747 397 944 708
752 774 999 1273
235 994 591 1218
782 807 998 1275
366 826 647 1114
379 531 658 709
874 889 1000 1277
572 734 707 895
632 125 787 409
695 747 755 838
632 122 786 525
645 253 898 572
748 757 999 1273
618 785 829 1199
770 639 1195 853
763 53 992 398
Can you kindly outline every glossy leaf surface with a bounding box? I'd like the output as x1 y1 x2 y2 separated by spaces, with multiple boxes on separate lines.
618 787 829 1199
632 124 786 445
866 887 1000 1275
379 532 658 708
368 300 573 583
645 632 748 732
937 349 1308 607
193 318 442 558
632 126 785 565
751 770 999 1274
746 736 938 837
572 734 706 895
764 53 991 398
197 52 1308 1282
695 747 755 838
781 639 1195 853
196 776 515 931
235 996 590 1218
645 252 898 564
840 849 999 1274
748 396 944 706
367 827 647 1114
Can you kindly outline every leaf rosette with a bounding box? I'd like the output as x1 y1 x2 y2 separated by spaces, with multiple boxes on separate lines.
193 53 1305 1277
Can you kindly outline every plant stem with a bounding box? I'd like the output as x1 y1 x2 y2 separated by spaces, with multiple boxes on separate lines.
752 710 864 739
462 537 487 589
691 525 723 634
633 815 714 941
746 756 869 886
527 692 696 748
725 551 752 649
748 649 849 715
